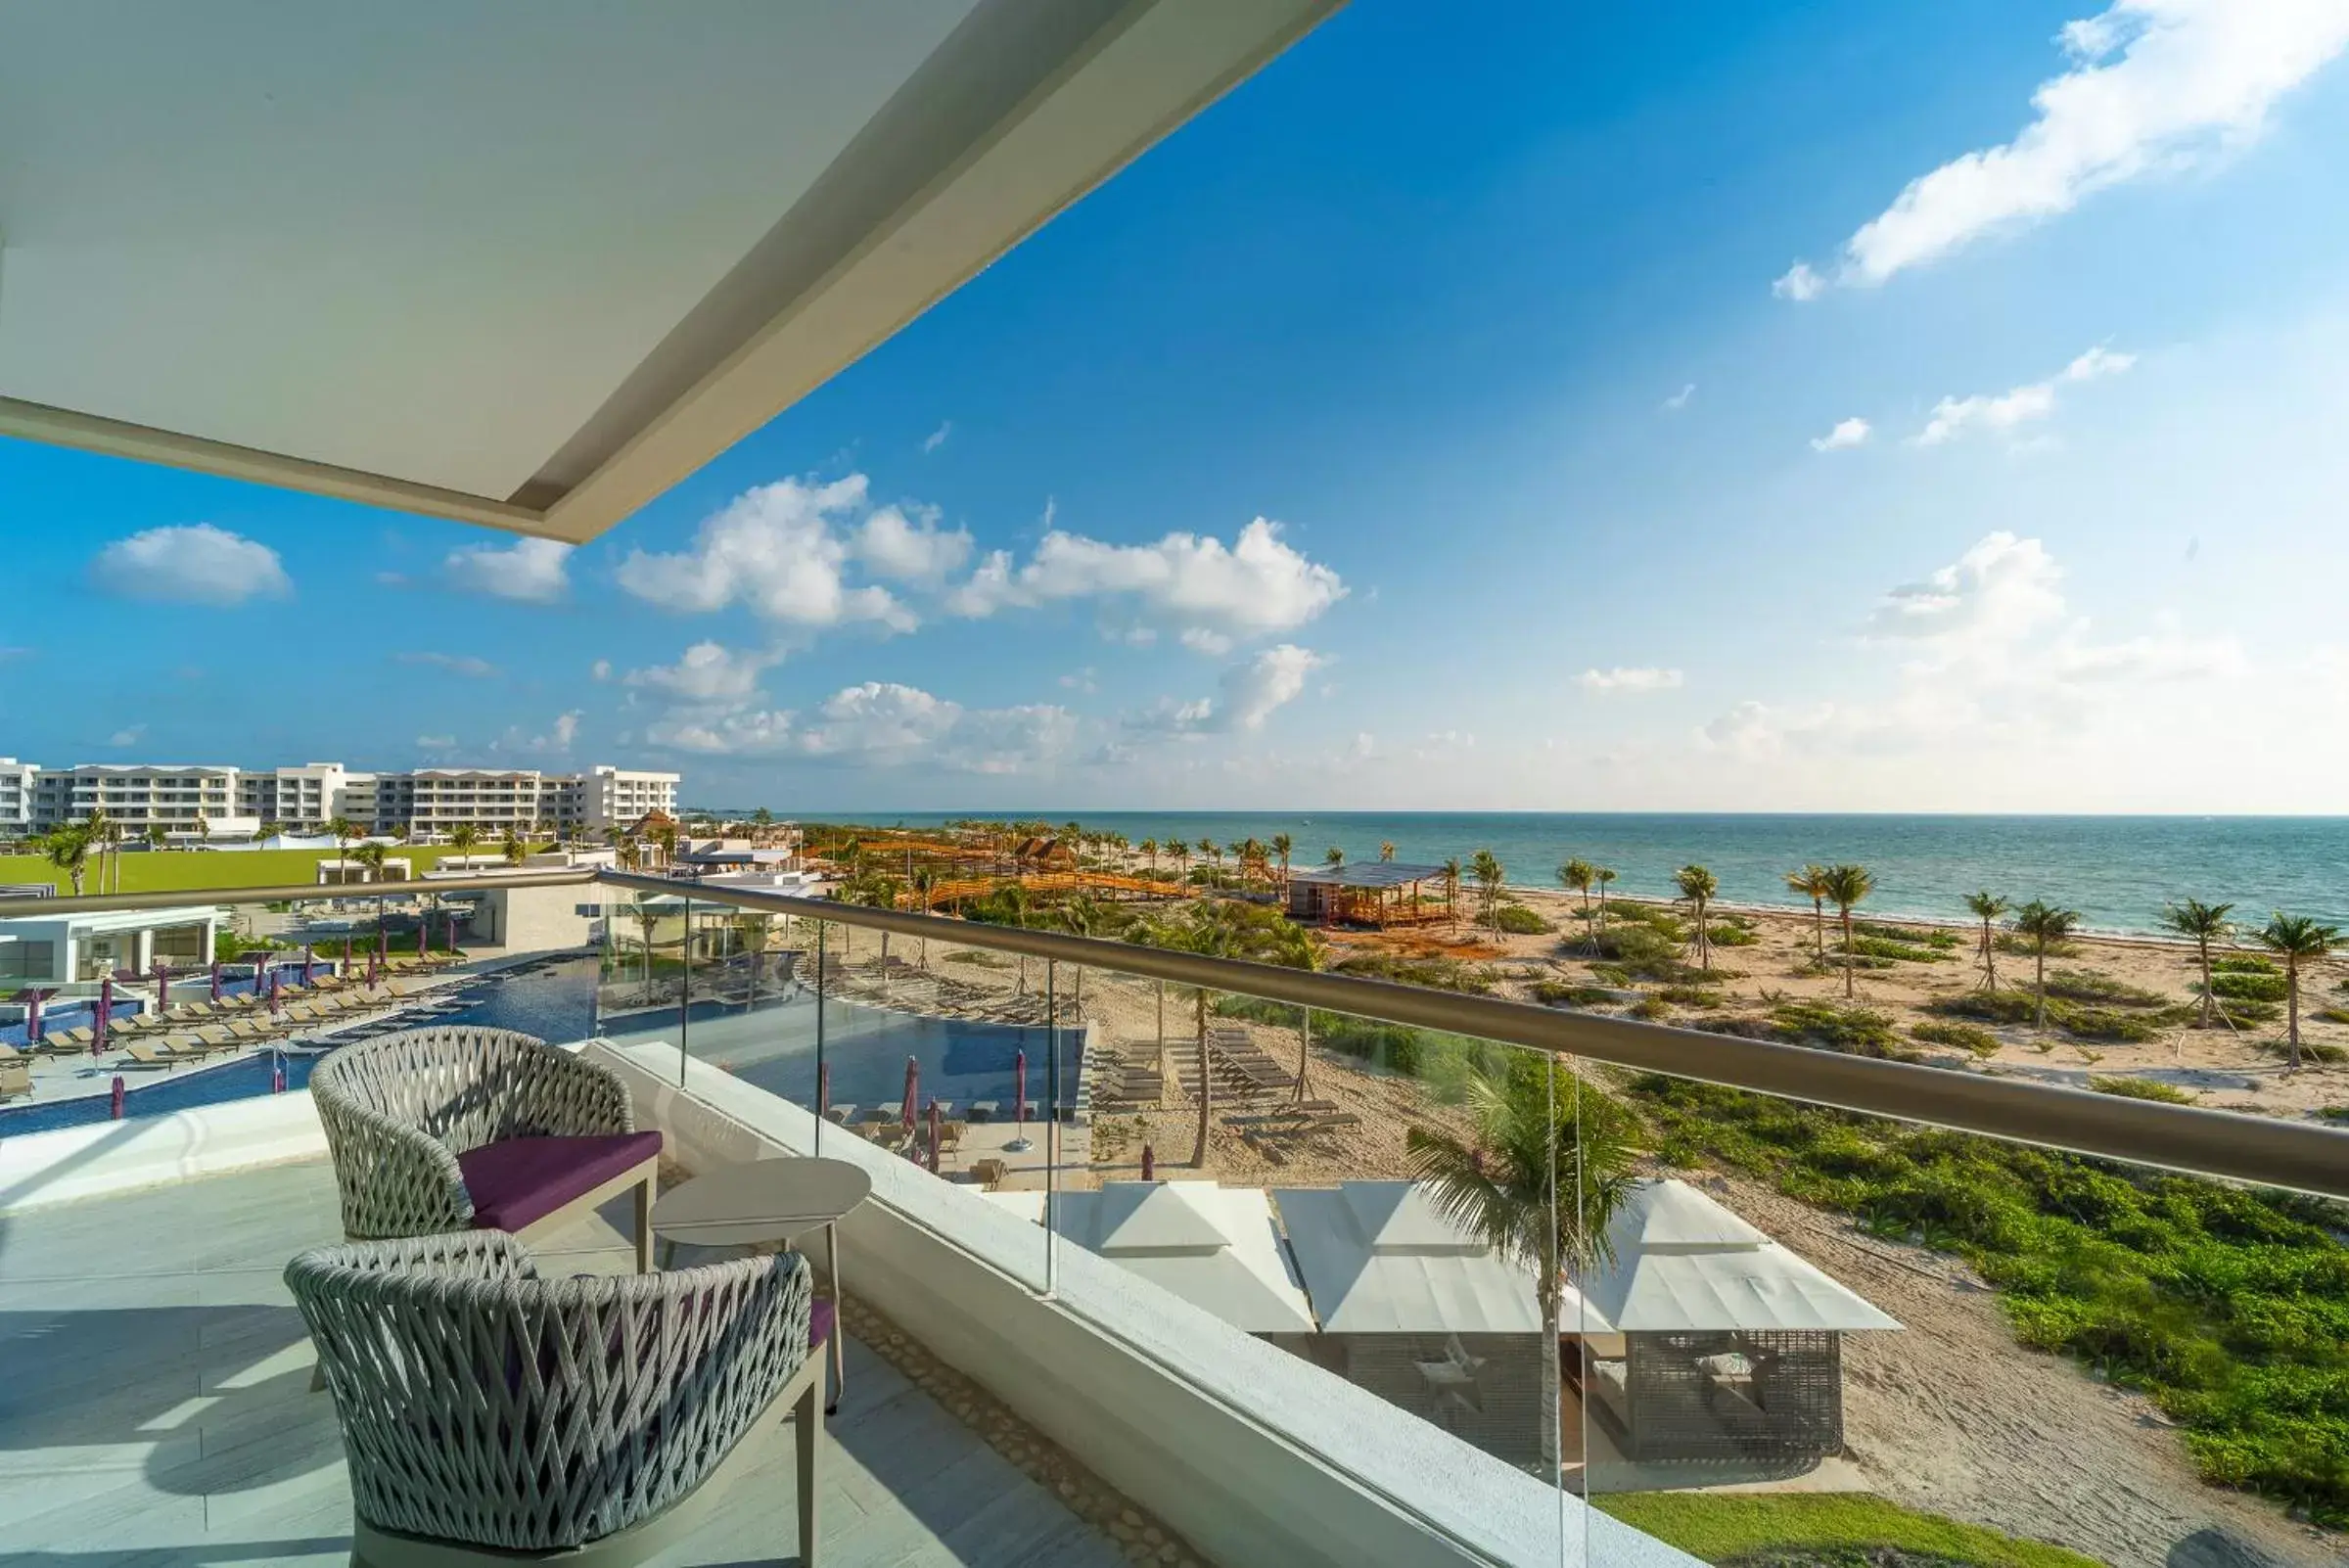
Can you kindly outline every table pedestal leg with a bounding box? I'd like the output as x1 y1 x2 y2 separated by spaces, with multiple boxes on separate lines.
826 1222 845 1415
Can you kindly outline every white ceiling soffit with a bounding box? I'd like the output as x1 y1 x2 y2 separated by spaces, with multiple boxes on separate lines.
0 0 1343 541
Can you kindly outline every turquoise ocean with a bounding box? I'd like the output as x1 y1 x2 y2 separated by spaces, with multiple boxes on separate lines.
821 813 2349 937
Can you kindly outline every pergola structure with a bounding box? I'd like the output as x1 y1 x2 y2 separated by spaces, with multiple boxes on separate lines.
1283 862 1451 927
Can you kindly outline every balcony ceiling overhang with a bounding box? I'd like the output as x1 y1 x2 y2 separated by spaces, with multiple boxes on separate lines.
0 0 1340 541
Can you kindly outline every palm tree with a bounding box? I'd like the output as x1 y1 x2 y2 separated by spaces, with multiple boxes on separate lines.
328 815 359 871
1964 892 2011 991
1593 866 1617 943
1821 863 1875 998
910 868 938 965
1197 839 1218 887
1674 864 1719 971
83 808 115 895
1324 846 1345 867
45 824 93 896
447 822 482 865
2010 899 2080 1029
144 823 167 851
501 828 528 866
1378 841 1397 862
1558 859 1596 951
1786 865 1831 961
1470 849 1504 933
2156 898 2234 1027
1140 838 1159 878
1172 841 1191 885
2256 913 2339 1072
1270 833 1293 892
627 894 664 988
1441 856 1462 927
1235 837 1267 891
1407 1066 1642 1473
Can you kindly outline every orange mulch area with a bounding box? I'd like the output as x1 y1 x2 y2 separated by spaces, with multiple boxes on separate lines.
1323 928 1509 961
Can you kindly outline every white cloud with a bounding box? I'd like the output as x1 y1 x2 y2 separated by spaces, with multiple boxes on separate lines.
1773 262 1825 301
922 421 952 455
394 651 497 677
1810 417 1873 451
443 536 572 603
616 475 914 631
622 641 778 703
590 660 613 682
415 734 456 750
1059 668 1099 694
1793 2 2349 292
91 524 291 606
944 517 1344 635
1578 666 1685 694
1915 345 2135 445
1129 646 1325 736
647 682 1077 774
108 725 145 748
1662 383 1697 412
853 505 974 583
1179 627 1235 656
1866 530 2067 644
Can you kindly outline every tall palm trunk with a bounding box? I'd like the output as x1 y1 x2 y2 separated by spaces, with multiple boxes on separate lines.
2285 957 2302 1071
2195 940 2214 1027
2035 945 2049 1029
1295 1009 1313 1103
1812 897 1825 960
1979 916 1999 991
1840 908 1856 998
1192 990 1212 1167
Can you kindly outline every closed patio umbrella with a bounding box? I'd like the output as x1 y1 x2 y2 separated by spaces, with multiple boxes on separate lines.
816 1061 831 1125
26 988 43 1045
1006 1049 1033 1153
209 959 223 1004
152 960 169 1008
899 1055 919 1132
267 966 281 1014
300 945 315 987
94 975 113 1057
928 1098 943 1174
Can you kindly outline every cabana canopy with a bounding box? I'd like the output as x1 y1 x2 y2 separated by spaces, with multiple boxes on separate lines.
1008 1181 1316 1334
1271 1181 1599 1335
1575 1180 1901 1334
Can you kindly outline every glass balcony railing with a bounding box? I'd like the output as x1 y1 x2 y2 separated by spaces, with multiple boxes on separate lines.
2 868 2343 1568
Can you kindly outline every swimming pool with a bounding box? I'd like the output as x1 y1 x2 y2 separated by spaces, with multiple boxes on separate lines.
0 957 1082 1135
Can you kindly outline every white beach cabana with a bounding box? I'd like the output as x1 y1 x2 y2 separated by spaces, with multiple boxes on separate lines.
1570 1179 1899 1463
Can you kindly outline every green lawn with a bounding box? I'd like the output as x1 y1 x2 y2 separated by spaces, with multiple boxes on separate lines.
0 847 479 897
1593 1493 2107 1567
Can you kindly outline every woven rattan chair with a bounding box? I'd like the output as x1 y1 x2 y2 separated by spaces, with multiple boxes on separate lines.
288 1231 825 1566
312 1026 662 1270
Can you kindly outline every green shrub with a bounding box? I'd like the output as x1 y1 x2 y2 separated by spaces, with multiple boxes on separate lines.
1930 990 2041 1026
942 948 1013 968
2319 1007 2349 1027
2215 954 2280 975
1532 981 1618 1008
1854 919 1961 949
1491 904 1553 936
1847 933 1954 963
1594 1493 2104 1568
2057 1006 2169 1043
2043 968 2169 1007
1931 989 2187 1042
1769 1000 1909 1058
2320 1106 2349 1125
1997 932 2082 959
2088 1075 2196 1104
1657 984 1727 1008
1626 1076 2349 1528
2207 970 2289 1003
2262 1039 2349 1066
1589 922 1705 983
1629 995 1672 1021
2214 998 2281 1026
1912 1020 2002 1056
1212 995 1508 1090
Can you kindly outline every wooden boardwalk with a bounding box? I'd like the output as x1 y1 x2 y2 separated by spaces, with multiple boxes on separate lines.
0 1161 1128 1567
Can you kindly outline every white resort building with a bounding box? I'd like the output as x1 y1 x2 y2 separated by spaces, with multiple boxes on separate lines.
0 757 678 839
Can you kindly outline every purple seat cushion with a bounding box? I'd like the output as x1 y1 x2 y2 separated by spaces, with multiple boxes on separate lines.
458 1131 662 1233
809 1297 835 1351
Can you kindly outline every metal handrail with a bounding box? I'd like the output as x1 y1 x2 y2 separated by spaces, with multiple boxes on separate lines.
6 868 2345 1200
0 868 598 916
597 870 2349 1201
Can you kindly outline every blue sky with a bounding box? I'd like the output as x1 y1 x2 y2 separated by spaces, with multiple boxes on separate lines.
10 0 2349 813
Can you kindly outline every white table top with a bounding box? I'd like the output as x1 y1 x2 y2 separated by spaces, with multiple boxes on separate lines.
650 1157 874 1248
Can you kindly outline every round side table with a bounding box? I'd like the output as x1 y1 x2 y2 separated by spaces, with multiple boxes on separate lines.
651 1157 873 1412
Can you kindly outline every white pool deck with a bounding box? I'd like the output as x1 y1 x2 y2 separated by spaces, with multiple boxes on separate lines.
0 1159 1128 1567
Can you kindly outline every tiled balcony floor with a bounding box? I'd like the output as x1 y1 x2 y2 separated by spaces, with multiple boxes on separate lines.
0 1160 1128 1567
